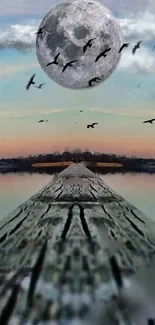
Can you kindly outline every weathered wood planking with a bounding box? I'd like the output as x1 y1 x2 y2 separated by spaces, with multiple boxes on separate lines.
0 163 155 324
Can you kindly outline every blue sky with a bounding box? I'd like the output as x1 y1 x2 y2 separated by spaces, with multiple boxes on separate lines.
0 0 155 158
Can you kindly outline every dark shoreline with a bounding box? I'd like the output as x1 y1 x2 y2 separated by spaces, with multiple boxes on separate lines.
1 150 155 175
0 166 155 175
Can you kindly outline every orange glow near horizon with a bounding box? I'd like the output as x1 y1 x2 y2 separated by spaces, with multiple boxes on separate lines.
0 133 155 158
32 162 123 167
0 106 155 159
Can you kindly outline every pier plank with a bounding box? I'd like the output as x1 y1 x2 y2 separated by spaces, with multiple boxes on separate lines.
0 163 155 324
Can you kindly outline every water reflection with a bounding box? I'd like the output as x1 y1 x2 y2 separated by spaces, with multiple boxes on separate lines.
99 172 155 221
0 171 155 221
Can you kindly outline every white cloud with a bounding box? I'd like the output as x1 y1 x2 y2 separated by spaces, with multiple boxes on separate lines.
0 22 38 52
116 11 155 73
118 46 155 73
119 12 155 41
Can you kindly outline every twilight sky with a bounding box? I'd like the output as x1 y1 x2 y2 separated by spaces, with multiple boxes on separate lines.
0 0 155 158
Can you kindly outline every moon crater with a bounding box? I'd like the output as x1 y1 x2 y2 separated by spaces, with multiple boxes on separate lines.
36 0 122 89
74 26 90 39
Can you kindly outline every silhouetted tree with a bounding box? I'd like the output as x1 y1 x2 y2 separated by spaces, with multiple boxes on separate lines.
0 150 155 174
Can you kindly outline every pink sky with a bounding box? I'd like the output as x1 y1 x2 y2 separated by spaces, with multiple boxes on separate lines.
0 132 155 158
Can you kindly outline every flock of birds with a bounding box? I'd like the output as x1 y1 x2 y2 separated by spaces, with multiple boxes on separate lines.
25 25 155 126
26 74 45 91
44 39 143 88
37 108 99 128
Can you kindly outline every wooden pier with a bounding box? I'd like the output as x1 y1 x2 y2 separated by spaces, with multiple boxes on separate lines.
0 163 155 324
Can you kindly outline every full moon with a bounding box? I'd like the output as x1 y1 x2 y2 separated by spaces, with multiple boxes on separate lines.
36 0 122 90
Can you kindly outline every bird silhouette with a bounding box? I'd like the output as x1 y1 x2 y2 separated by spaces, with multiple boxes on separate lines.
95 48 111 62
26 74 36 91
46 53 60 66
62 60 78 72
143 118 155 124
83 38 95 53
38 119 48 123
35 25 45 35
132 41 142 55
35 83 45 89
87 123 98 129
118 43 129 53
88 77 101 87
79 110 83 112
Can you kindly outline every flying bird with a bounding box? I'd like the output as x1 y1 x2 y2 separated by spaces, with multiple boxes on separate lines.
26 74 36 91
87 123 98 129
132 41 142 55
83 38 95 53
79 110 83 112
35 25 45 35
118 43 129 53
95 48 111 62
88 77 101 87
143 118 155 124
62 60 78 72
46 53 60 66
35 83 45 89
38 119 48 123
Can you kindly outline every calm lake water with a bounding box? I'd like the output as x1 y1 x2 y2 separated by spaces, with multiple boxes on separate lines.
0 172 155 221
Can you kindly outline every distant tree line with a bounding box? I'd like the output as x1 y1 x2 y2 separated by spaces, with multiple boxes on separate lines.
0 149 155 173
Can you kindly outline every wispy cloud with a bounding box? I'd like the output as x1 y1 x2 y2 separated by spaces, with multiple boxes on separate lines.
2 106 153 120
0 61 39 77
0 22 38 52
90 107 155 118
0 108 66 119
117 12 155 73
118 46 155 73
119 12 155 41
